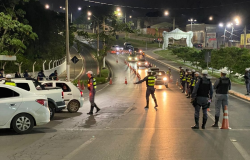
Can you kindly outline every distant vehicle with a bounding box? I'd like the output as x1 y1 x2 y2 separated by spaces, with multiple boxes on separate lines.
152 38 163 43
0 84 50 134
127 53 138 62
149 67 160 76
111 45 123 51
41 81 84 113
134 48 143 54
155 70 168 88
137 59 149 68
124 42 133 49
193 43 203 48
0 78 66 119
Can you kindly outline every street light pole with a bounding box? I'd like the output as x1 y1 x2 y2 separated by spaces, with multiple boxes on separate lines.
97 21 99 57
244 25 247 48
65 0 70 80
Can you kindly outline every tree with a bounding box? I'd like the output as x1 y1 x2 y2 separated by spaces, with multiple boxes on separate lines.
0 12 37 55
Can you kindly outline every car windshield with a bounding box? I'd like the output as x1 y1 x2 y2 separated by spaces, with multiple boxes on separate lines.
156 71 166 76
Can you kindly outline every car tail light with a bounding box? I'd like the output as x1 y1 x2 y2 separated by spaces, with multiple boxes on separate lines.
62 91 64 99
36 99 45 106
80 91 83 97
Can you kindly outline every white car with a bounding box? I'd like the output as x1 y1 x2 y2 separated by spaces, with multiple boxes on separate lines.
41 81 84 113
0 84 50 134
111 45 123 51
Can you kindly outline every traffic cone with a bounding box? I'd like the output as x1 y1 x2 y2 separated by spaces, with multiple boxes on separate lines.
176 79 179 86
116 59 118 63
78 80 81 89
221 105 230 129
207 108 211 111
125 77 127 84
109 78 112 85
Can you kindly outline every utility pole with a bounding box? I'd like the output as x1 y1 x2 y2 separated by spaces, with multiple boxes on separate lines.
65 0 70 80
97 21 99 57
103 17 106 68
244 25 247 48
71 13 72 23
173 17 175 44
125 12 127 23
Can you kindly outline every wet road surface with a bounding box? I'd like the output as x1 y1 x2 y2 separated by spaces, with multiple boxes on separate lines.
1 51 250 160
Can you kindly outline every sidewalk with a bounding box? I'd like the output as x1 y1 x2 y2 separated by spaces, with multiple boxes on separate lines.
145 48 250 101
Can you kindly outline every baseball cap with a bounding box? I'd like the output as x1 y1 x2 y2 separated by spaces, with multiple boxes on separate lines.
6 74 12 78
202 70 208 74
246 68 249 71
192 69 195 72
86 71 93 75
220 69 228 74
195 72 200 75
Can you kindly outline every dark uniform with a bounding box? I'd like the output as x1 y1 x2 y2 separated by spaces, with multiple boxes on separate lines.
87 76 100 114
191 75 213 129
38 71 46 81
23 71 29 78
186 73 192 98
180 70 186 93
0 69 3 78
212 76 231 127
135 73 158 108
244 70 250 95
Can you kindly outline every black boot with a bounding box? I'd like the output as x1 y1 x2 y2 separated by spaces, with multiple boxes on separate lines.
145 100 149 109
187 94 190 98
87 105 94 115
191 117 199 129
94 103 101 113
202 118 207 129
154 99 158 108
211 116 219 127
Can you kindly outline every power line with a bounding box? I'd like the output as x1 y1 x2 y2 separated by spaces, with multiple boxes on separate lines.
83 0 250 10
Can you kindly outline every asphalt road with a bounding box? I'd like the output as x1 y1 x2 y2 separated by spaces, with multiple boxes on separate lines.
1 50 250 160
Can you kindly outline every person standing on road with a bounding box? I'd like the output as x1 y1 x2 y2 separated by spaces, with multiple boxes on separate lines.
244 68 250 95
0 69 4 78
15 71 21 78
166 67 171 82
180 68 186 93
23 69 30 78
188 72 200 98
4 74 16 86
186 71 193 98
134 69 158 109
191 70 213 129
212 69 231 127
87 71 100 115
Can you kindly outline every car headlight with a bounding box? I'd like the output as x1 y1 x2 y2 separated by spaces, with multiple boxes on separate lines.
116 47 119 50
129 57 132 60
145 62 148 65
135 58 138 60
140 50 142 53
163 77 167 81
138 62 141 65
129 49 131 52
159 73 162 75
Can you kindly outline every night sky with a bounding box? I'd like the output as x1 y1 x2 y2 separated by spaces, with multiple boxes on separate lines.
39 0 250 25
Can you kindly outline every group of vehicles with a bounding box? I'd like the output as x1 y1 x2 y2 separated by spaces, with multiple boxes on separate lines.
0 78 84 134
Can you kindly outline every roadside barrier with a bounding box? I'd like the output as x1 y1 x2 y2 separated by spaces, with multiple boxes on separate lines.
109 78 112 85
125 77 127 84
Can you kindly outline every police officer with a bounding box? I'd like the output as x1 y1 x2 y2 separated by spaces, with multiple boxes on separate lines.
38 70 46 81
212 69 231 127
166 67 171 82
4 74 16 86
180 68 186 93
86 71 100 115
244 68 250 95
191 70 213 129
23 69 30 78
188 72 200 98
134 69 158 108
186 71 192 98
0 69 4 78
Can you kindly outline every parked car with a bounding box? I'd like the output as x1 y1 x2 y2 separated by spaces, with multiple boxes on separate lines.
0 84 50 134
124 42 133 50
193 43 203 48
41 81 84 113
0 78 65 119
137 59 150 68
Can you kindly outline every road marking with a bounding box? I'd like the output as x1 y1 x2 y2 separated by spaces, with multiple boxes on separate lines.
72 46 85 80
62 137 96 160
230 138 250 160
123 105 134 115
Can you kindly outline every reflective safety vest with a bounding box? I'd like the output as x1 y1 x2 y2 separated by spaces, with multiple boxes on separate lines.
166 70 171 75
186 75 192 83
88 77 97 90
180 71 183 79
5 81 16 86
191 78 197 86
147 76 155 87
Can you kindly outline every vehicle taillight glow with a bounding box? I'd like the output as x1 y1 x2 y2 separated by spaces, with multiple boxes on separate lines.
62 91 64 99
36 99 45 106
80 91 83 97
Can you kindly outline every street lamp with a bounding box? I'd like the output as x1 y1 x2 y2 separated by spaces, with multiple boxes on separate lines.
60 6 62 9
88 11 92 16
78 7 82 11
129 16 132 18
188 18 197 31
209 16 213 21
164 11 169 16
45 4 50 9
117 7 121 12
87 17 91 20
164 11 175 30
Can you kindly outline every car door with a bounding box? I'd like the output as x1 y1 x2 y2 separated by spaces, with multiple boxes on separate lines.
55 82 72 105
0 87 22 126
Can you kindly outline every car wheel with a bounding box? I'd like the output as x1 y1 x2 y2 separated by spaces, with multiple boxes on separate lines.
12 114 34 134
67 100 80 113
48 102 55 120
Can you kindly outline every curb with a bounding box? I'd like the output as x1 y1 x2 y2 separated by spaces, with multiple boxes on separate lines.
146 50 250 102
